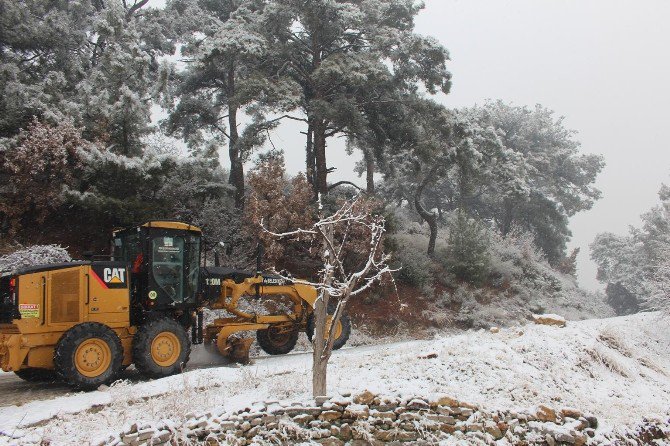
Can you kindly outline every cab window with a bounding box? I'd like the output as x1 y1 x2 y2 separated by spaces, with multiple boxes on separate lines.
152 236 185 302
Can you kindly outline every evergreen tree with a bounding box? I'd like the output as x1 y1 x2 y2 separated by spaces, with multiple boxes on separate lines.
445 210 490 285
263 0 451 196
164 0 300 208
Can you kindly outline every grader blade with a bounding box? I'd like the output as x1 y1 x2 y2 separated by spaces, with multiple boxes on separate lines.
217 335 254 365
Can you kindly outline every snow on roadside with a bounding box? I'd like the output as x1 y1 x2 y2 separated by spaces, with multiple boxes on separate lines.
1 312 669 445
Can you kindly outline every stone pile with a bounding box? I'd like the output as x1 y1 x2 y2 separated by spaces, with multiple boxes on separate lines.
106 391 604 445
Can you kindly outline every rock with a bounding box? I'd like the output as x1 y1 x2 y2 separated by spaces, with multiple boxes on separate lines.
426 414 456 425
399 412 422 421
370 410 396 421
532 313 567 328
330 395 352 407
293 414 315 424
339 423 353 440
554 431 576 443
317 437 344 446
283 407 322 416
465 422 483 432
535 405 557 423
315 396 331 406
319 411 342 422
459 408 474 418
121 433 138 444
136 428 154 441
485 421 503 439
353 390 375 405
560 407 582 419
343 404 370 419
545 434 556 446
584 415 598 429
322 401 344 412
407 398 430 410
490 326 500 333
431 394 460 408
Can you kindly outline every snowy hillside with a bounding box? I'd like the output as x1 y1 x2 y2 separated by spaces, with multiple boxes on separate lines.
1 312 668 445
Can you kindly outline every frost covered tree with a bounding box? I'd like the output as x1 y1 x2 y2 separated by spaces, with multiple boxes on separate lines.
394 101 604 263
245 151 316 267
264 197 392 397
475 102 604 263
591 185 670 314
0 118 89 232
164 0 300 208
0 0 172 155
380 98 504 257
263 0 451 196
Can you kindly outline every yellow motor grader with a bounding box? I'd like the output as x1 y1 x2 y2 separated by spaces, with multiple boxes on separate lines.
0 221 350 389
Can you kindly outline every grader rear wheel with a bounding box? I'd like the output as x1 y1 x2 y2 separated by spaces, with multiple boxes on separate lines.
256 325 299 355
306 304 352 350
14 368 56 383
53 322 123 390
133 317 191 378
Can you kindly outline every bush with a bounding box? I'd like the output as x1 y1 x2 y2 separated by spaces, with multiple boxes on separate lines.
395 244 434 289
0 245 72 274
443 211 490 285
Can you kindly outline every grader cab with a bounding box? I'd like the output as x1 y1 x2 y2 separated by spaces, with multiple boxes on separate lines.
0 221 350 390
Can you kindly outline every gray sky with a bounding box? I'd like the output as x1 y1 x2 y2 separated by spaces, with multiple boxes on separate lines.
153 0 670 290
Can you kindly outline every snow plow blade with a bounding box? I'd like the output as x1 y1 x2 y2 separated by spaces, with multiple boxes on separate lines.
219 337 254 365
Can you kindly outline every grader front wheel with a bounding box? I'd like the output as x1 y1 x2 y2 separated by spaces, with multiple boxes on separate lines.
306 307 352 350
257 325 299 355
133 318 191 378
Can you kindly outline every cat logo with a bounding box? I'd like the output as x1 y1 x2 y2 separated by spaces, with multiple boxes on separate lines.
104 268 126 284
91 264 128 289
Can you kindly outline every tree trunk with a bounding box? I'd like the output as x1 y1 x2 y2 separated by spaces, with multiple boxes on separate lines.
364 148 375 194
306 120 316 192
312 354 328 397
312 224 334 397
313 120 328 197
227 68 244 209
312 291 328 397
414 169 439 258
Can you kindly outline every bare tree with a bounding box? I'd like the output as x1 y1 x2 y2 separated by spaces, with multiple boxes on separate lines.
264 197 394 397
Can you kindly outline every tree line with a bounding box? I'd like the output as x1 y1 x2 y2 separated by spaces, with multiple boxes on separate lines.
0 0 604 282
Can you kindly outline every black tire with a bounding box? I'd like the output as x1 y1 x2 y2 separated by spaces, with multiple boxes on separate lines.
257 325 300 355
133 317 191 379
53 322 123 390
14 368 57 383
306 303 352 350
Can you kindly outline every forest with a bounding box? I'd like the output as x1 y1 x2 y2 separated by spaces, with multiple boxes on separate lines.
0 0 665 332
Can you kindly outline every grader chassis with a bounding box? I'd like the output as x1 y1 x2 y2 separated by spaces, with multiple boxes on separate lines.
0 221 350 389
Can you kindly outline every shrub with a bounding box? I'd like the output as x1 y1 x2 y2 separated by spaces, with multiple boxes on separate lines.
0 245 72 274
443 210 490 285
391 234 435 289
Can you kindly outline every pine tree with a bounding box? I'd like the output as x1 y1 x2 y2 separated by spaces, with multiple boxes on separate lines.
445 210 490 285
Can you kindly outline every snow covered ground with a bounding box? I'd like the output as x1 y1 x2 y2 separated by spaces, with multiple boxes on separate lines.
0 312 668 445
